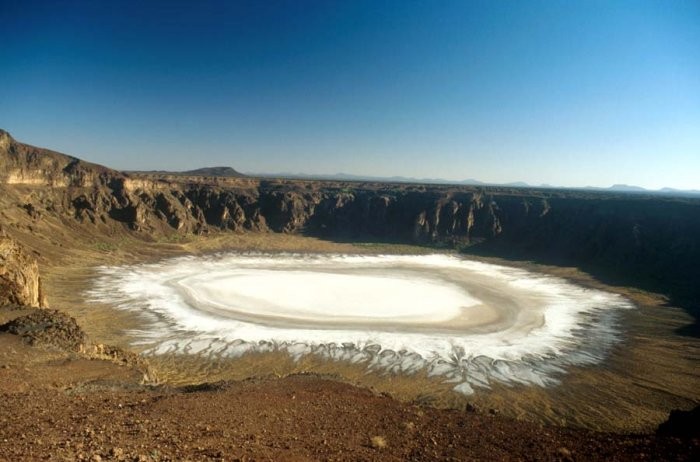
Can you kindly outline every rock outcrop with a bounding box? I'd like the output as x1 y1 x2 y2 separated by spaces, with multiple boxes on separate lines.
0 308 86 351
0 306 152 376
0 129 118 188
0 226 46 307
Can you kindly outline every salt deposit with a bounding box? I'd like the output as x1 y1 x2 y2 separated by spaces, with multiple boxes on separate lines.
88 253 633 393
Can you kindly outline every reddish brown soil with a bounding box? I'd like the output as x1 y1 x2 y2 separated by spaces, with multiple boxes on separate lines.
0 331 697 462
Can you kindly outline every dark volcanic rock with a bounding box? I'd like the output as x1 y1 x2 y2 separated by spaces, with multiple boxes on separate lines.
657 406 700 438
0 309 86 351
0 307 150 372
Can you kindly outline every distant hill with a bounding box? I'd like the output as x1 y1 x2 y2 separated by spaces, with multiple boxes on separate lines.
659 187 700 196
249 171 487 186
607 184 647 192
130 166 245 178
181 167 244 177
250 171 700 196
502 181 530 188
577 184 700 197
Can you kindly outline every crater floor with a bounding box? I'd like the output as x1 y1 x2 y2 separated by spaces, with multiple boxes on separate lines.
89 253 633 395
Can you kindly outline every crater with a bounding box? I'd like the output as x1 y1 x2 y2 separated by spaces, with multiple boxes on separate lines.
88 253 634 394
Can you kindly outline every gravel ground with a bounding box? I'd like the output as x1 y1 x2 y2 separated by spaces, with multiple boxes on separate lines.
0 307 698 461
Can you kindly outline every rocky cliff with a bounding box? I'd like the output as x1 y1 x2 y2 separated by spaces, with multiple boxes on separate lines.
0 226 46 307
1 129 699 318
0 129 117 188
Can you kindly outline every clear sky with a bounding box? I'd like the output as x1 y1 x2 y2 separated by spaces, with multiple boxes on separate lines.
1 0 699 189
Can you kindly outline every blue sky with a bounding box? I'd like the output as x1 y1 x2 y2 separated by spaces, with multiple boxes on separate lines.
1 0 698 189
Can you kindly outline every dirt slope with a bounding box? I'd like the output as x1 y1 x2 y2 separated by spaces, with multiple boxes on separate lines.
1 310 697 461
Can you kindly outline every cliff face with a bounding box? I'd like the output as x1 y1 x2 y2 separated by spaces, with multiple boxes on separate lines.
0 129 118 188
0 226 46 307
1 129 699 313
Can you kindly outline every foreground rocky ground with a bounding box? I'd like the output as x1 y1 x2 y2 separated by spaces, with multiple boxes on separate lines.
1 306 698 461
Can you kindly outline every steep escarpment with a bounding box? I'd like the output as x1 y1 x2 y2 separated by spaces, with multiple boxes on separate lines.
0 129 118 187
1 129 699 317
474 196 700 303
102 179 700 309
0 226 46 307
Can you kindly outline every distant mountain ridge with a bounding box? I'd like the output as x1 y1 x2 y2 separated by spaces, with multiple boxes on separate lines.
248 170 700 197
585 184 700 197
247 171 487 186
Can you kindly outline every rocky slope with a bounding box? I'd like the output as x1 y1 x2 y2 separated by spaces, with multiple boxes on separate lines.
0 129 116 188
1 128 698 318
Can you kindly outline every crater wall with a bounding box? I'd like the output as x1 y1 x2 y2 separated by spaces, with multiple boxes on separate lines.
0 225 46 307
1 129 699 315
